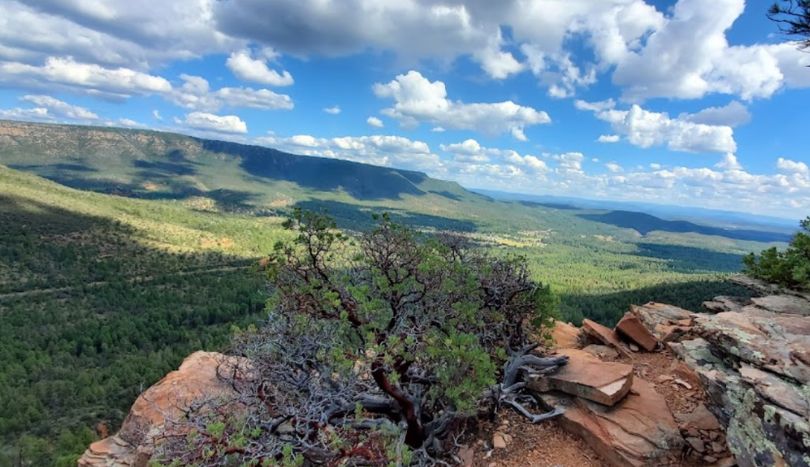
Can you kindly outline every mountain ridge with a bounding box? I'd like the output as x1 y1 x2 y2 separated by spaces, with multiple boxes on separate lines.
0 119 469 204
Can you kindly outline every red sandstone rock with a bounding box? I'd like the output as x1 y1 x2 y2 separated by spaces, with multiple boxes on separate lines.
675 403 722 431
615 312 658 351
78 351 249 467
582 319 631 357
550 320 581 349
548 378 683 467
529 349 633 406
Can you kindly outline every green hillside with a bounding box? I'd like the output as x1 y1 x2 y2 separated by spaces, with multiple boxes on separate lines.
0 120 780 465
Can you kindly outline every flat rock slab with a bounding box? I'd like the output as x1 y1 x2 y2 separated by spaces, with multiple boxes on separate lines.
616 312 658 351
739 364 810 416
675 403 722 431
702 296 749 313
698 310 810 384
582 319 631 357
751 295 810 316
529 348 633 406
547 378 683 467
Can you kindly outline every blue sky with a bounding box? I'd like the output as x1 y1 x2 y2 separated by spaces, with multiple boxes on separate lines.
0 0 808 219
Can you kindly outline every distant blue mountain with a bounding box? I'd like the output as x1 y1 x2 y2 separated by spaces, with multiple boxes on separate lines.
473 189 797 243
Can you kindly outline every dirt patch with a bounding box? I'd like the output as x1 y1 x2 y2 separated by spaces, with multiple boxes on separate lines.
199 236 235 249
141 181 162 191
625 349 703 415
471 411 603 466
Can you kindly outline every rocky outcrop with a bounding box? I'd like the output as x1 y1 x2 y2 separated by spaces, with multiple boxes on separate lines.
632 302 697 342
545 379 683 467
662 291 810 467
78 352 248 467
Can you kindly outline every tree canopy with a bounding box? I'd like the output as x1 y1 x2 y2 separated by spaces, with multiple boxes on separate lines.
744 216 810 290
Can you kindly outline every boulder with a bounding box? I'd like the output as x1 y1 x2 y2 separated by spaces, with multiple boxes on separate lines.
79 352 249 467
581 319 631 357
546 379 683 467
529 349 633 406
630 303 697 342
550 320 581 349
615 312 658 351
702 296 748 313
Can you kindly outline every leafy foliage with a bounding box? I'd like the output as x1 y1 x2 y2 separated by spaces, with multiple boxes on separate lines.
156 211 565 465
744 216 810 290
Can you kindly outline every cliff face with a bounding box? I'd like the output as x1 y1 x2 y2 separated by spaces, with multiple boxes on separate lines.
78 352 247 467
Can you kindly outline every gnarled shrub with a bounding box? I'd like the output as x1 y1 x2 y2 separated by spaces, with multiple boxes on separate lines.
155 211 565 465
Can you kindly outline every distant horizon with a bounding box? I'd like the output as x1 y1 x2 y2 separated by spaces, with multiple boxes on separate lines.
1 117 803 225
468 187 802 225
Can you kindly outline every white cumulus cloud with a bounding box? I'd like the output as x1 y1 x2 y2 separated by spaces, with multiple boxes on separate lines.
259 133 441 172
20 95 98 120
181 111 247 134
597 134 620 143
226 49 294 86
366 116 384 128
777 157 809 176
170 74 293 112
373 70 550 140
577 100 736 154
0 57 171 99
680 101 751 127
0 94 99 122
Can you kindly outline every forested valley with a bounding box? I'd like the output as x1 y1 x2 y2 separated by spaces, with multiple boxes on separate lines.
0 125 792 465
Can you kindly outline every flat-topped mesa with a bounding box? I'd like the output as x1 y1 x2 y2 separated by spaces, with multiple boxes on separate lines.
79 352 249 467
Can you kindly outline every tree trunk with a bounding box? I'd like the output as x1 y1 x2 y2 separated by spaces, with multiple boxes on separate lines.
371 360 424 447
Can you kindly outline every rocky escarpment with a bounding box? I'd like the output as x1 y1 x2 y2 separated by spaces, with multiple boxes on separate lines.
632 277 810 467
79 352 247 467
